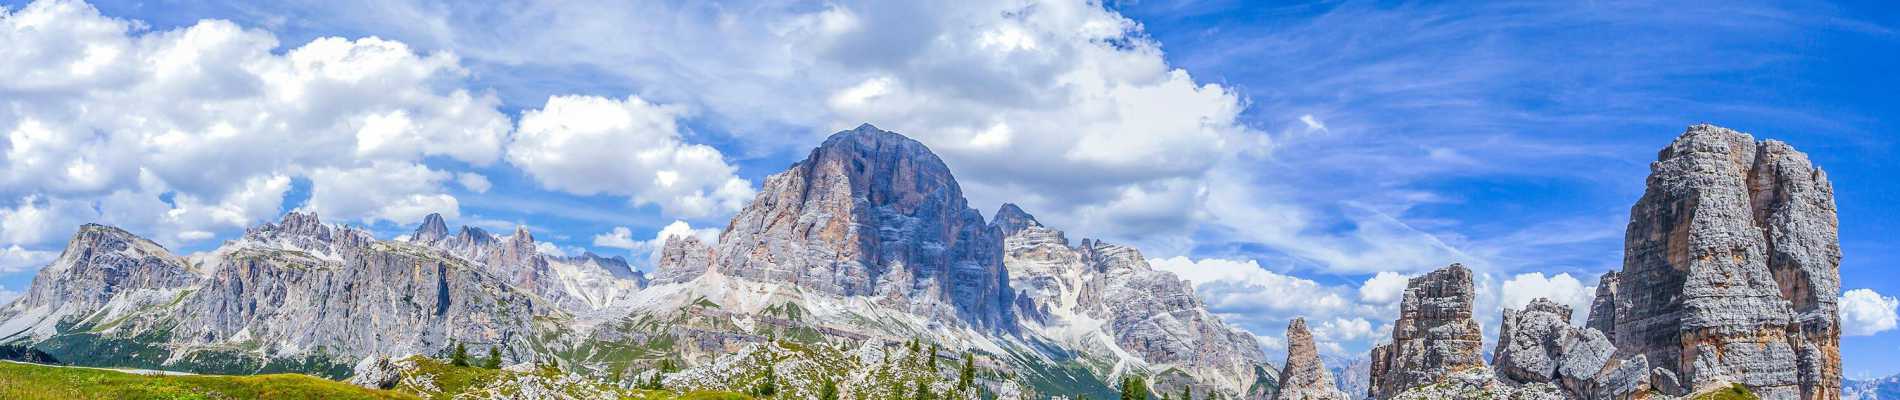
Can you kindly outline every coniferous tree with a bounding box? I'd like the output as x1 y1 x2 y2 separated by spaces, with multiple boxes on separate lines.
1119 376 1150 400
913 378 934 400
1181 385 1192 400
483 347 502 369
449 342 470 367
927 344 940 370
956 353 975 393
819 376 839 400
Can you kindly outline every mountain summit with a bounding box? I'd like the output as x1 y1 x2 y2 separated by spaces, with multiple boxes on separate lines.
692 123 1014 330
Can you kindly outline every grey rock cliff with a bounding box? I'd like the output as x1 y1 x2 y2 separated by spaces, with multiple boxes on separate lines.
0 212 560 375
996 204 1269 396
1277 318 1350 400
1598 124 1840 399
704 124 1012 329
1368 264 1485 400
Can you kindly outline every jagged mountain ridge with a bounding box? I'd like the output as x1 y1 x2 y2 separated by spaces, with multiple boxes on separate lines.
0 124 1271 398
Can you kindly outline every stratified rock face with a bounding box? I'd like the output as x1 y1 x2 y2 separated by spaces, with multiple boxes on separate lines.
0 224 196 341
708 124 1012 329
1583 272 1618 339
1277 318 1350 400
409 213 643 312
0 212 559 376
1368 264 1484 400
1605 124 1839 399
996 204 1268 397
652 236 714 285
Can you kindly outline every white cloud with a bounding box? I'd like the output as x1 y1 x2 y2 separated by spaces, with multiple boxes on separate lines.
1498 272 1595 323
1254 334 1286 352
304 162 459 225
0 285 19 304
1841 289 1900 337
533 241 581 257
592 221 719 268
1 245 58 273
0 0 507 249
1151 256 1356 318
456 172 492 193
1359 271 1410 304
302 0 1258 246
0 195 92 246
509 95 754 218
1313 317 1378 342
592 227 641 250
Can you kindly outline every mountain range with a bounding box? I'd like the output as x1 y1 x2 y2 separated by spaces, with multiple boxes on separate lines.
0 124 1272 399
0 123 1851 400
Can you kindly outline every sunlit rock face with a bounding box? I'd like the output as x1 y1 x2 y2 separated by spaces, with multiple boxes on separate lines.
701 124 1013 329
1276 318 1350 400
1601 124 1840 399
1368 264 1485 400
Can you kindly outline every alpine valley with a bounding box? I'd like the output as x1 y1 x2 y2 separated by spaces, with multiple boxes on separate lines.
0 124 1850 400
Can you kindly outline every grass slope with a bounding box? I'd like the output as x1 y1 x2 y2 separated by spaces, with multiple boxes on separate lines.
1688 383 1760 400
0 361 414 400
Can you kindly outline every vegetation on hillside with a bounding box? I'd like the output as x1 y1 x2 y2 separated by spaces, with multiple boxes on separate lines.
0 360 413 400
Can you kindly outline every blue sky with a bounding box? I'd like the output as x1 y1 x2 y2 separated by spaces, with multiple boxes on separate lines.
1 0 1896 377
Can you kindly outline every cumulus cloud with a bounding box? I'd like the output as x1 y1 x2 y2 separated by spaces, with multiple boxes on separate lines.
509 95 754 218
1498 272 1596 323
1312 317 1378 342
1359 271 1410 305
1841 289 1900 337
593 221 719 268
591 227 641 250
0 0 511 253
304 162 461 226
285 0 1257 247
0 245 57 273
457 173 492 193
1151 256 1355 318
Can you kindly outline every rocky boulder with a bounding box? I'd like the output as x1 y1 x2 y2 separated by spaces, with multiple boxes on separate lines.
1492 298 1617 398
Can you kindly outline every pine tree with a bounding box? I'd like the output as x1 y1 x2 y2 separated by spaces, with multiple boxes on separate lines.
819 376 839 400
927 344 940 371
956 353 975 394
1119 376 1149 400
449 342 470 367
483 347 502 369
913 378 934 400
643 359 676 390
1181 385 1192 400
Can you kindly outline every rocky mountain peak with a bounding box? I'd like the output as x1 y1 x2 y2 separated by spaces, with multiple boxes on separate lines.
710 123 1012 329
991 203 1042 236
455 226 495 247
413 213 450 243
1368 263 1484 399
1276 317 1350 400
1602 123 1840 398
